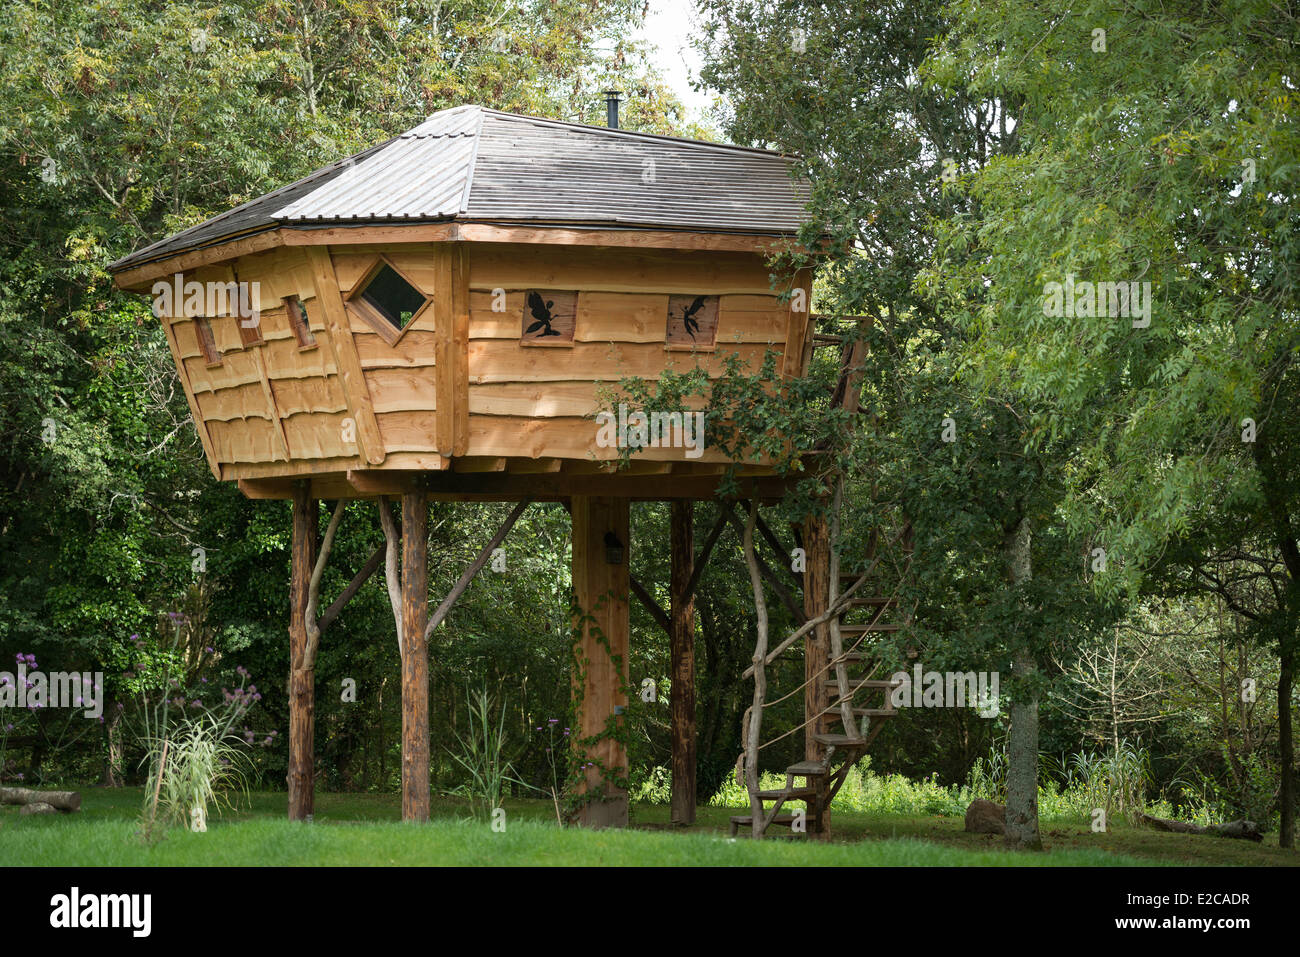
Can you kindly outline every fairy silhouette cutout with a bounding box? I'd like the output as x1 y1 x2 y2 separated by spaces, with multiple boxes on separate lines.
525 291 562 337
674 295 707 340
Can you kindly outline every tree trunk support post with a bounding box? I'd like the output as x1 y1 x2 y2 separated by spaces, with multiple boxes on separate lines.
401 490 430 822
802 511 831 834
670 499 697 824
571 495 630 828
288 481 317 821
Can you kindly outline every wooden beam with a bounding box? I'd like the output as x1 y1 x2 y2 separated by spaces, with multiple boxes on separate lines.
670 500 697 825
251 346 292 462
425 500 532 640
283 224 458 247
630 574 670 632
238 478 294 499
457 223 802 254
238 469 794 502
571 495 630 828
432 243 455 457
111 224 804 292
423 471 794 501
306 246 386 466
346 469 420 496
160 319 220 479
225 455 366 482
112 229 285 291
508 457 563 473
780 267 814 380
684 506 730 599
802 513 831 772
316 544 385 633
451 243 470 456
288 483 317 821
451 456 507 472
400 491 429 822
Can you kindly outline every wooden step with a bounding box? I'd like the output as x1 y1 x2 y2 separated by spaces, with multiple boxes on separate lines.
828 652 870 665
839 623 901 634
730 814 801 834
843 596 896 607
834 678 901 692
812 732 871 747
755 787 817 801
819 706 896 720
785 760 830 777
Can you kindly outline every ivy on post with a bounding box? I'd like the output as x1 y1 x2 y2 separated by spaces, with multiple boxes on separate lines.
570 495 631 828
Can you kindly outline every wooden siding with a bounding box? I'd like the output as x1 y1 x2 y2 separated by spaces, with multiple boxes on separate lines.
464 243 793 463
156 240 802 477
166 246 364 469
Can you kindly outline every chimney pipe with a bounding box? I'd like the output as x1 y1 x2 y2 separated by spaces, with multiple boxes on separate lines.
604 90 623 129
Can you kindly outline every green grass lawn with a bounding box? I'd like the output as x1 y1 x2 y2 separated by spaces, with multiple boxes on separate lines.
1 788 1295 866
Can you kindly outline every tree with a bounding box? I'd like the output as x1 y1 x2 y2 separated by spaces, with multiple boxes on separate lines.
0 0 690 785
924 0 1299 844
694 0 1121 846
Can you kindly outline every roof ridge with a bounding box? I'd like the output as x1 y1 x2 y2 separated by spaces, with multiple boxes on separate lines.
457 107 486 215
476 107 801 161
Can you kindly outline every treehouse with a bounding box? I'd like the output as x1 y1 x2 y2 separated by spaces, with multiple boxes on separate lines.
110 103 817 829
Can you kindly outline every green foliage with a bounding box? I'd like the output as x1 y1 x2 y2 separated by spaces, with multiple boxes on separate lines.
147 714 252 831
446 686 528 822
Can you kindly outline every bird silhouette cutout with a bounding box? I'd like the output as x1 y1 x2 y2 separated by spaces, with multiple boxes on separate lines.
675 295 708 340
525 291 561 337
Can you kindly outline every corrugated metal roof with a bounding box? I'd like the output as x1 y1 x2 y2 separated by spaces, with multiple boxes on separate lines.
111 105 810 272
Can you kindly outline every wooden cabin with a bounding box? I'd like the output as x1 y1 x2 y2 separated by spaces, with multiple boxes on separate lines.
111 104 813 828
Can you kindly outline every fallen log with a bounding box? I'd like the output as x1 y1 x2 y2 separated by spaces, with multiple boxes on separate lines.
19 802 57 815
1137 812 1262 842
0 787 81 813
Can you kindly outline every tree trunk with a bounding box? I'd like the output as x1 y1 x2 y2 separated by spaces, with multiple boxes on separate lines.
1003 515 1042 850
288 483 317 821
99 699 124 787
1280 643 1295 849
802 512 832 836
400 491 430 822
0 787 81 811
669 499 697 824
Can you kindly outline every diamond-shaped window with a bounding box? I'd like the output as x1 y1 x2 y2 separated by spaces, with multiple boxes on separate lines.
345 257 432 343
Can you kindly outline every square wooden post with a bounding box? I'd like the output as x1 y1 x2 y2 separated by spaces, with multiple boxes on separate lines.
571 495 630 828
669 499 697 824
401 491 430 822
288 482 317 821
